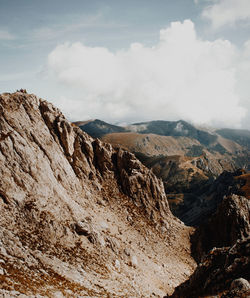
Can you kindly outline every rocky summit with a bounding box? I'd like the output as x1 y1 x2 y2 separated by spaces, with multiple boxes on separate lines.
0 91 249 298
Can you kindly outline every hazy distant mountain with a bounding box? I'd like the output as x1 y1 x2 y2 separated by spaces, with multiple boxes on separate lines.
77 119 218 146
77 119 250 154
76 119 126 139
128 120 217 146
76 119 249 171
216 128 250 149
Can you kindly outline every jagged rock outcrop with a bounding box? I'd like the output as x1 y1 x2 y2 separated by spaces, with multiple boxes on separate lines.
165 171 250 298
191 194 250 262
166 237 250 298
0 92 195 297
38 97 170 223
172 169 248 226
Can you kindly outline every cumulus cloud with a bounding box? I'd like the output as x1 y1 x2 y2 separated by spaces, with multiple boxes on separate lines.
202 0 250 29
47 19 248 128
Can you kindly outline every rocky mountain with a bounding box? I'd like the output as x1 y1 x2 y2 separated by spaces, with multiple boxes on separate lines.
192 192 250 262
75 119 126 139
1 91 249 298
168 169 249 226
216 128 250 150
77 119 249 225
78 119 218 146
76 119 250 176
77 119 250 156
168 173 250 297
216 128 250 171
167 237 250 298
127 120 217 146
77 120 250 176
0 92 196 297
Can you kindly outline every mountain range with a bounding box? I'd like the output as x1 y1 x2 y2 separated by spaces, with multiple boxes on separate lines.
76 119 250 225
0 91 249 297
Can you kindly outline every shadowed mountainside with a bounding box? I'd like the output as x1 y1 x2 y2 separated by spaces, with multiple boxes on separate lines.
216 128 250 149
167 172 250 297
77 119 126 139
127 120 217 146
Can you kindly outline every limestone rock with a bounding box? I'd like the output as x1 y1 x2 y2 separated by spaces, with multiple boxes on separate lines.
130 255 138 268
167 237 250 298
0 92 195 297
191 193 250 262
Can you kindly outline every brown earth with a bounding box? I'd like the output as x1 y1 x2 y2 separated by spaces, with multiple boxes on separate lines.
102 132 202 156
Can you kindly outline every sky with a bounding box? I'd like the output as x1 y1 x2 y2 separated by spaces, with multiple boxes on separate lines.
0 0 250 129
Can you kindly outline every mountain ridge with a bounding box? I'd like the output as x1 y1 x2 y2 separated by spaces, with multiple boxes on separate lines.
76 118 250 148
0 91 195 297
76 118 250 225
0 91 249 297
76 118 250 170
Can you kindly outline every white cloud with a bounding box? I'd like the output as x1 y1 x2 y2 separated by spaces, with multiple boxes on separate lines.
0 29 15 40
202 0 250 29
47 19 248 128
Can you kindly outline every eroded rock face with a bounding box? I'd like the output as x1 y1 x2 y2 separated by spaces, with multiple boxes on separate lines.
39 97 171 224
166 237 250 298
166 171 250 298
0 92 195 297
191 194 250 262
172 169 248 226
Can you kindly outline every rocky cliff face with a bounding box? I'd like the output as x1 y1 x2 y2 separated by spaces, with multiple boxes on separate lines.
166 171 250 298
191 194 250 262
0 92 195 297
166 237 250 298
172 169 248 226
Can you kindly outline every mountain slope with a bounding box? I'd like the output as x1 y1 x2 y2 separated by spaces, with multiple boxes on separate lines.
76 119 126 139
167 174 250 297
216 128 250 149
216 128 250 171
77 119 249 165
0 92 195 297
127 120 217 146
102 132 246 225
102 132 202 156
77 119 249 225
